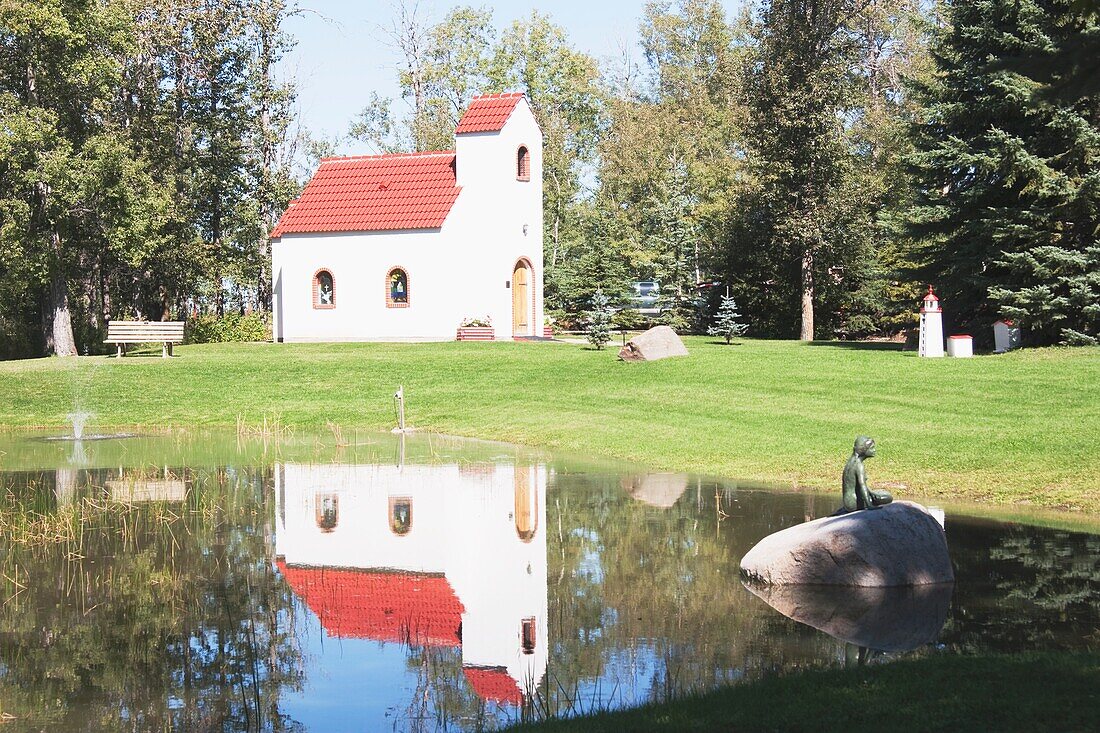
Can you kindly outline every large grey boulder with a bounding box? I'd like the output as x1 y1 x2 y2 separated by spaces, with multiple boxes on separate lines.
739 501 954 587
618 325 688 362
744 581 953 652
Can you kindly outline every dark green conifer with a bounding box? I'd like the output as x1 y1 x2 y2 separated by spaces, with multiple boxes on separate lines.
908 0 1100 344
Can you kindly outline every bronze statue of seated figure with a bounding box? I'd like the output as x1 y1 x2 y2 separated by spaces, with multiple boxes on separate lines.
839 436 893 513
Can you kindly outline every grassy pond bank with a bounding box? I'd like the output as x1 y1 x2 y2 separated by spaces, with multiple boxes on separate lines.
0 339 1097 730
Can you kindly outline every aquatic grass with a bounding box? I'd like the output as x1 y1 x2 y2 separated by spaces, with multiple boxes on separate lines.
0 466 265 556
0 339 1097 511
0 464 297 731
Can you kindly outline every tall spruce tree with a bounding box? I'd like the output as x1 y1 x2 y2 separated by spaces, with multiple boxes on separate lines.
646 158 700 330
908 0 1100 344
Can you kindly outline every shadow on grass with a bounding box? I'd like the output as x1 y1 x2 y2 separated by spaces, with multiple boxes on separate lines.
804 340 905 352
507 652 1100 732
109 352 180 359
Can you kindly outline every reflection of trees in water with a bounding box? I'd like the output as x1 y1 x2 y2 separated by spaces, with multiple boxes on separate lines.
394 645 487 733
941 518 1100 652
0 466 303 732
541 471 842 715
4 460 1095 730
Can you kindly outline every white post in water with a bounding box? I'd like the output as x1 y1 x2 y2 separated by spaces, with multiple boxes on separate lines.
394 386 406 432
918 285 945 358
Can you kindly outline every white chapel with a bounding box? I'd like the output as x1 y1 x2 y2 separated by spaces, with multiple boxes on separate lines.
270 93 544 342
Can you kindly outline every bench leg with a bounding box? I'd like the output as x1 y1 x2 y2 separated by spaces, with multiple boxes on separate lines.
162 342 168 358
116 344 122 358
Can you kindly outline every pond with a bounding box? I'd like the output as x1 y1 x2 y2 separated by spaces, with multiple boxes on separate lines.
0 431 1096 731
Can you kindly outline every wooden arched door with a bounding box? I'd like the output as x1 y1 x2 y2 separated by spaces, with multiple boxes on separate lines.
512 260 531 337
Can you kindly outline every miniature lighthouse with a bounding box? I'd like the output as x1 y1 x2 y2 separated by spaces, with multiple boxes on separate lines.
918 285 944 358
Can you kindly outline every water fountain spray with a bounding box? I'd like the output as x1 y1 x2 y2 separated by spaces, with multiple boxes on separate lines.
67 412 91 441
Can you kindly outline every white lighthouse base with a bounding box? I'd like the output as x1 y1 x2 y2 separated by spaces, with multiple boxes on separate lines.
919 313 944 358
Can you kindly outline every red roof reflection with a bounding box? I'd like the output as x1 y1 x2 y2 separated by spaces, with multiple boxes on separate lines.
276 561 464 646
463 666 523 705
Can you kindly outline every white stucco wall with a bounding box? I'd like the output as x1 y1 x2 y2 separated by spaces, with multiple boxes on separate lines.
271 98 544 342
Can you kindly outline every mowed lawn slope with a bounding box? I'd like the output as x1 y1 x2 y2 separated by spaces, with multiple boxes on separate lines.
0 338 1097 510
504 653 1100 733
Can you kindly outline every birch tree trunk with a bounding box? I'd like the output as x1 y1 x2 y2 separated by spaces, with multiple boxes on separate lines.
47 231 78 357
800 247 815 341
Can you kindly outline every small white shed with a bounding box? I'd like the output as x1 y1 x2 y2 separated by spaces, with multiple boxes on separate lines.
993 320 1021 353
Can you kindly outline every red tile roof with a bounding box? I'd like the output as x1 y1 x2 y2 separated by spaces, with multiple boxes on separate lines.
454 93 525 134
269 151 460 238
463 666 524 705
277 561 465 646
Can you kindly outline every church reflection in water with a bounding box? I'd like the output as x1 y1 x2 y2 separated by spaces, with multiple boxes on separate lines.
274 460 548 706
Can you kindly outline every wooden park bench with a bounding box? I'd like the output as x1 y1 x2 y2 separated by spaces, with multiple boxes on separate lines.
105 320 185 358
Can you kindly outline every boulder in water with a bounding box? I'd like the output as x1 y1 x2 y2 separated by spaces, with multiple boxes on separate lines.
739 501 954 587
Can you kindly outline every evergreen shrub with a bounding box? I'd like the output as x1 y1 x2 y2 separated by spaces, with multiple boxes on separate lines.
707 296 748 343
586 289 613 350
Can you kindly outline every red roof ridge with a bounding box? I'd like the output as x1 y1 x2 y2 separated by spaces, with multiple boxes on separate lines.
319 150 456 164
278 561 447 577
469 92 525 100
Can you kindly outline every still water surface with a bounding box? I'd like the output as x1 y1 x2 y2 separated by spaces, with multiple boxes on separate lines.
0 432 1096 731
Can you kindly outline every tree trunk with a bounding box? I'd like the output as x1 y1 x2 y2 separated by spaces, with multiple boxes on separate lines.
215 267 225 317
800 247 815 341
393 1 426 148
46 232 78 357
99 266 110 330
257 214 270 313
257 12 275 313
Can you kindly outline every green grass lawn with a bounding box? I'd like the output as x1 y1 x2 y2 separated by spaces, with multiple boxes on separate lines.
505 653 1100 732
0 338 1097 511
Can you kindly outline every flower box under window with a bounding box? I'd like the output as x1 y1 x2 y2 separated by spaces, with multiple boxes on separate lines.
456 326 495 341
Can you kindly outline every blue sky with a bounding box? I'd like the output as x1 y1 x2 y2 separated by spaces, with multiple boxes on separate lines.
280 1 745 154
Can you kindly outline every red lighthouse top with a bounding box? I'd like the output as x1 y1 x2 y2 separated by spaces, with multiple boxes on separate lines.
920 285 941 313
